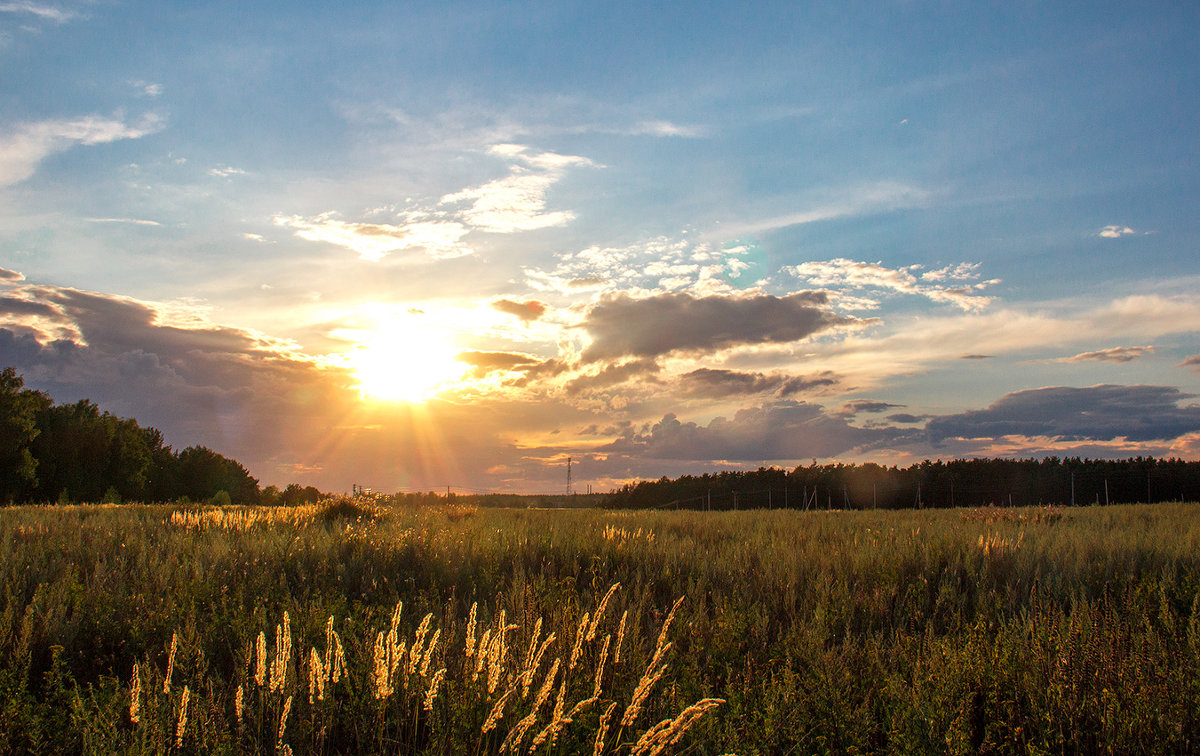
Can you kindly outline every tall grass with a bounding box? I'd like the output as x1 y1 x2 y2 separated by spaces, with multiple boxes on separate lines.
2 500 1200 752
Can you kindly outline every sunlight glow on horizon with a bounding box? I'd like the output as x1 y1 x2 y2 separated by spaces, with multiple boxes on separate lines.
335 313 469 403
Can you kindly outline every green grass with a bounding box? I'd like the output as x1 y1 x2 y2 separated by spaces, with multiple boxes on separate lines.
3 500 1200 753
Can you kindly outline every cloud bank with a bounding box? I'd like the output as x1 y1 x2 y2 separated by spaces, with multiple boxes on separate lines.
579 290 857 361
0 113 162 187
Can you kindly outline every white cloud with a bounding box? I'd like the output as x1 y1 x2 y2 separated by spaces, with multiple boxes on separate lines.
784 258 997 312
0 1 77 23
631 120 704 138
274 212 471 261
208 165 245 178
1099 225 1136 238
0 113 163 187
439 144 596 233
84 217 161 226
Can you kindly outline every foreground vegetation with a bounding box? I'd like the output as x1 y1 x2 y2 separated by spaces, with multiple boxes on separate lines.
3 500 1200 754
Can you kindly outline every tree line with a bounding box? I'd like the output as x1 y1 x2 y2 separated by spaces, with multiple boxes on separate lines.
0 367 323 505
607 457 1200 510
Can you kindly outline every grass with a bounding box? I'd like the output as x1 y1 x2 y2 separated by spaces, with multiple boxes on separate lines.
2 499 1200 753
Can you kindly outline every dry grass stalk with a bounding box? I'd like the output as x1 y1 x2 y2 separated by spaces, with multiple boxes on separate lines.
424 667 446 711
129 662 141 725
488 619 517 694
620 642 673 727
409 612 434 676
499 712 537 754
533 658 561 715
465 602 478 657
655 597 685 655
389 600 403 638
588 583 621 641
322 614 345 690
522 632 556 698
530 678 593 753
593 701 618 756
175 685 190 747
614 611 628 664
255 631 267 687
570 612 590 670
235 683 244 727
270 612 292 693
525 617 543 667
420 628 440 677
481 685 516 733
371 631 395 699
277 694 292 749
593 634 611 698
309 647 325 704
473 629 492 681
163 631 178 694
630 697 724 756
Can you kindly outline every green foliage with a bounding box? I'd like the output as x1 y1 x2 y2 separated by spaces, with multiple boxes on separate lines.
209 489 231 507
0 367 49 503
609 457 1200 510
0 367 291 505
175 446 259 505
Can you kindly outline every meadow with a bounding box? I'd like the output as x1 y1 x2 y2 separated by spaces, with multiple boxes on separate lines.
3 499 1200 754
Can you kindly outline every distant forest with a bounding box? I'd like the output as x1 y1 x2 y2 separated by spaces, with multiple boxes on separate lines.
0 367 322 505
607 457 1200 510
6 366 1200 508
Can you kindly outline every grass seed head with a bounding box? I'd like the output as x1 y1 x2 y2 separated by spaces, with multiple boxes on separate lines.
570 612 590 670
129 662 141 725
615 611 628 664
424 667 446 711
164 631 178 694
465 602 478 657
175 685 190 748
588 583 620 641
592 701 618 756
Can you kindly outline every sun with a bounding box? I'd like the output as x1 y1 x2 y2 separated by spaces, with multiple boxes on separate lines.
344 317 467 403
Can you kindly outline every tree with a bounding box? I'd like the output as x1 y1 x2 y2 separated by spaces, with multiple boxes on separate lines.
172 446 259 505
0 367 50 502
32 400 161 503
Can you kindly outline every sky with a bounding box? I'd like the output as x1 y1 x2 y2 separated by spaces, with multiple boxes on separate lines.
2 0 1199 495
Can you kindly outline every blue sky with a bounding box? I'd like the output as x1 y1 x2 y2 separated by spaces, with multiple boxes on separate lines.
2 0 1199 493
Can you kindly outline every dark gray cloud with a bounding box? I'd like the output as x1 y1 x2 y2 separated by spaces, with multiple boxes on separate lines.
841 399 902 415
0 268 26 283
566 359 660 395
887 413 928 424
925 384 1200 444
492 298 547 322
579 291 858 361
679 368 839 398
960 354 992 360
602 401 896 461
0 294 59 318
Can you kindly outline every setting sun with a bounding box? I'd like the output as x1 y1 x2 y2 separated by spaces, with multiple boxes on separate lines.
342 316 467 403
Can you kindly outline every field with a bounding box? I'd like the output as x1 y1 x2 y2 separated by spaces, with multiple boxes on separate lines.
3 500 1200 754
